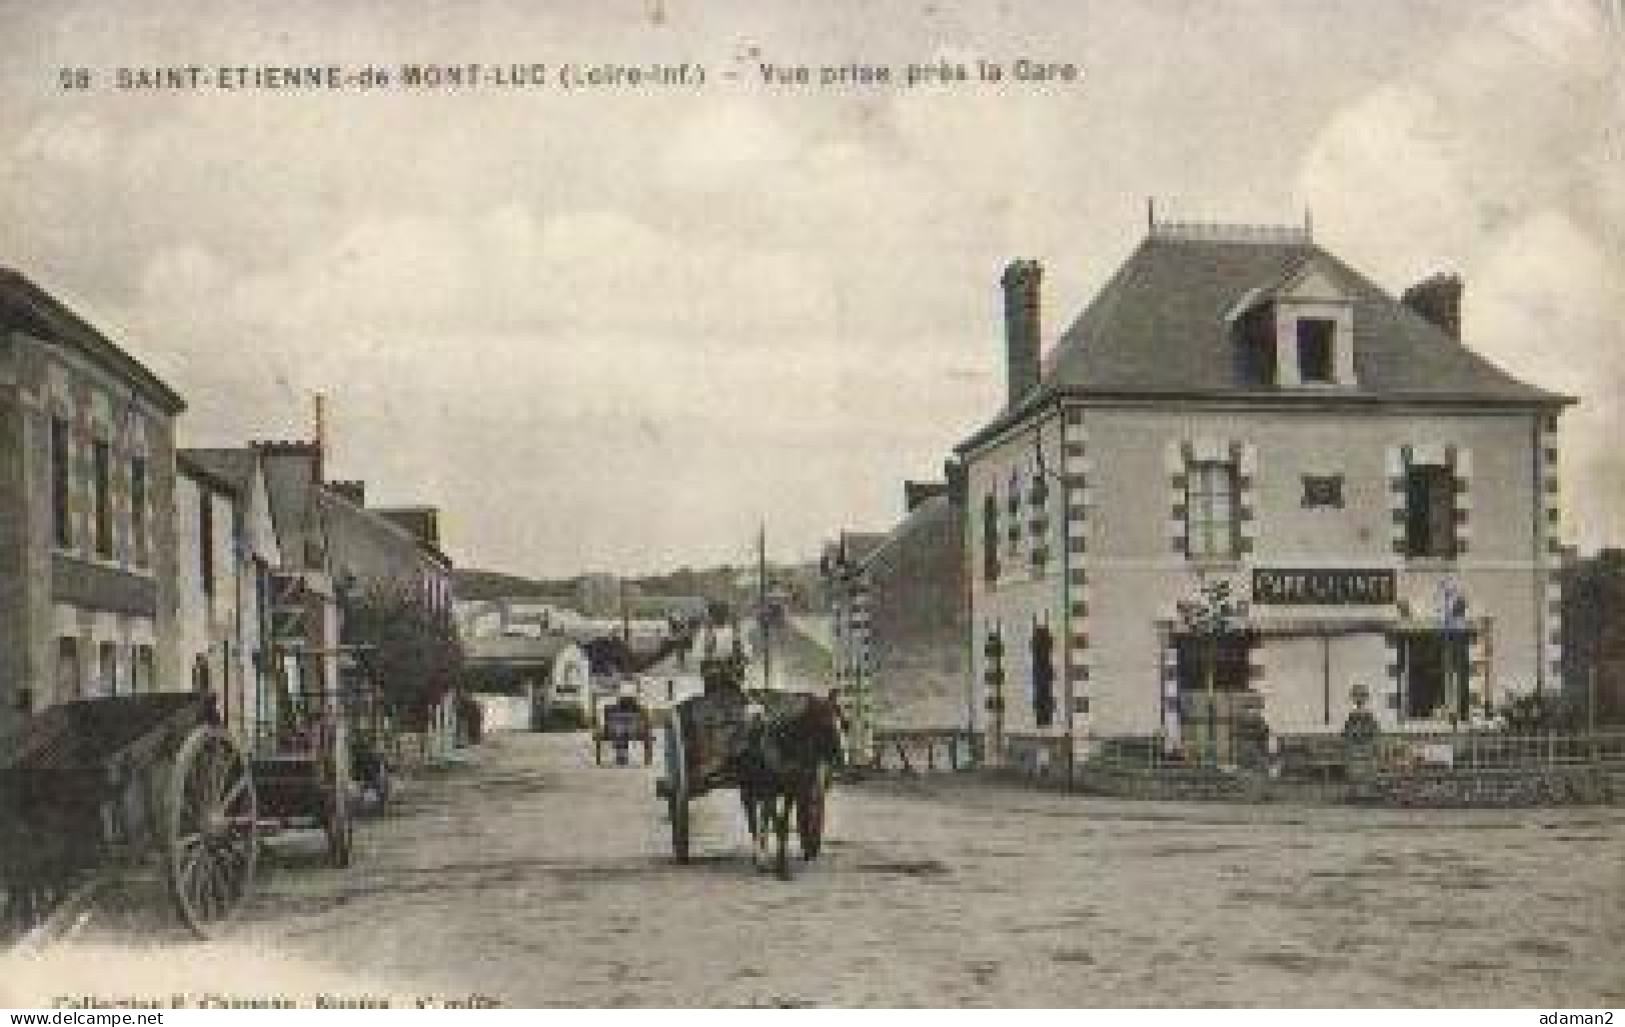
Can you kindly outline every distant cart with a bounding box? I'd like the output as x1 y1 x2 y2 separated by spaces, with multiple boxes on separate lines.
0 693 259 945
593 696 654 767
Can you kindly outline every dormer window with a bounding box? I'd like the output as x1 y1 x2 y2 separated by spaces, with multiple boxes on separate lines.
1296 318 1336 384
1230 258 1358 389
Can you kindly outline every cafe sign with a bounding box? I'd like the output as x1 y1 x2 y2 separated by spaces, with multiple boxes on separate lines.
1251 568 1396 606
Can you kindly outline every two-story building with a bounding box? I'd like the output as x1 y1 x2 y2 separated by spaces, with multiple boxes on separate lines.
957 221 1573 759
1 270 185 734
176 447 284 739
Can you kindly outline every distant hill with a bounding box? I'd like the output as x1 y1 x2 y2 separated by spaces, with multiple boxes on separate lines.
452 569 574 602
454 560 829 613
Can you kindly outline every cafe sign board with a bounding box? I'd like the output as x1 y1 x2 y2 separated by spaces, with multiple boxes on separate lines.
1251 568 1396 606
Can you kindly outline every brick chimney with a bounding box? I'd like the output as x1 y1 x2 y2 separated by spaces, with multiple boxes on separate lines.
252 439 323 486
1402 272 1463 341
943 458 967 506
1001 259 1043 408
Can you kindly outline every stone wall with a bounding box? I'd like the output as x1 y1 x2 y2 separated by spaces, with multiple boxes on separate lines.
990 749 1622 806
1346 767 1615 807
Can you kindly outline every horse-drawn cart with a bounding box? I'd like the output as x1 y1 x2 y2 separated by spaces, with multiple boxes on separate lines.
593 697 653 767
252 646 359 868
655 656 836 877
0 693 259 946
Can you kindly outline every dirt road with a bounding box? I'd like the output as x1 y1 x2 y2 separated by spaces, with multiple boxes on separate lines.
9 730 1623 1008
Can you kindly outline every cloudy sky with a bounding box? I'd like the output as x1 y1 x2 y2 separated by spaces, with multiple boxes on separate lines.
3 0 1621 575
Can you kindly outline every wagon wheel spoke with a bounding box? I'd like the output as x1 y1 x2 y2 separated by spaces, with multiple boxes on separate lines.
218 773 250 815
167 725 257 937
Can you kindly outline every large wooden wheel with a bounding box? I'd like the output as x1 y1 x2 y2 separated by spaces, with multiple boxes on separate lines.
664 715 690 863
797 764 831 861
164 725 258 939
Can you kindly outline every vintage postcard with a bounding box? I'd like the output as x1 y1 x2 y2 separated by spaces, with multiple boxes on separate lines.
1 0 1621 1012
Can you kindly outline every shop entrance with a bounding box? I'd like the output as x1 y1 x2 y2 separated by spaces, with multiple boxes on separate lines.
1174 632 1256 763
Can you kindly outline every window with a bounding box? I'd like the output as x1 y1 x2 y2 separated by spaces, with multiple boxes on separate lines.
1028 474 1050 573
50 416 72 548
1405 465 1456 558
92 439 112 558
199 489 215 598
56 637 81 703
1031 624 1055 728
97 641 119 697
1186 461 1239 560
133 645 155 693
130 456 149 568
981 493 1000 583
1402 632 1472 721
1296 318 1336 383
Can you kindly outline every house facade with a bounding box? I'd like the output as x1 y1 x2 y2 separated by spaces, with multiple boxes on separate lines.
822 529 887 755
256 440 343 731
0 270 184 734
176 447 283 740
823 480 968 750
958 222 1572 759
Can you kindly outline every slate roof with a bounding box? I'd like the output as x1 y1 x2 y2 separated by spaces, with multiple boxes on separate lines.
839 531 888 569
959 233 1572 453
179 447 258 495
861 494 957 575
260 454 328 570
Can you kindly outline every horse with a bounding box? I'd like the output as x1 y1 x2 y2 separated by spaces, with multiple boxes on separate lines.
734 692 844 880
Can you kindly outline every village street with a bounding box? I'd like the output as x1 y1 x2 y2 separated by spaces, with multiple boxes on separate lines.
10 729 1624 1009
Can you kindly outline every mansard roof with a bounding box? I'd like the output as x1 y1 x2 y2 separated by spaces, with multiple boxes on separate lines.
959 225 1571 454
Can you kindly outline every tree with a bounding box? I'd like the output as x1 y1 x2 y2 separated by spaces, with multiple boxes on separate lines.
340 579 465 728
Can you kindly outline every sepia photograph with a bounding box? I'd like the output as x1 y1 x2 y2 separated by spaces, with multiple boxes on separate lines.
0 0 1622 1011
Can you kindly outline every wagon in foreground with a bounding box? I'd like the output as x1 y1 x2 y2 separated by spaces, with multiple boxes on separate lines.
0 693 258 946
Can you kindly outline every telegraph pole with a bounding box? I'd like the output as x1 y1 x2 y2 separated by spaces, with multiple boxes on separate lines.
759 522 772 690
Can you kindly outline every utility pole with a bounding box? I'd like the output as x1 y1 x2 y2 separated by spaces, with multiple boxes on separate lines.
619 577 630 643
759 522 772 690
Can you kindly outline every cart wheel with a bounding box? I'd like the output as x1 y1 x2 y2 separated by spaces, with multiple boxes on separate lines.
797 763 831 860
664 715 690 863
165 725 258 939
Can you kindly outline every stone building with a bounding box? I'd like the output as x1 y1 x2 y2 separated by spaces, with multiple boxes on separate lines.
956 221 1572 761
822 529 887 753
255 440 344 723
0 270 184 734
176 447 284 738
322 483 454 620
1560 548 1625 727
823 479 968 750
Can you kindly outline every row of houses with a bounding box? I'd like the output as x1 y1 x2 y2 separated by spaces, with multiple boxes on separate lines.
824 217 1583 761
0 269 454 745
